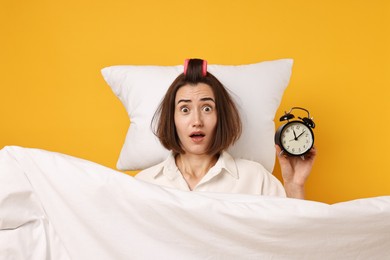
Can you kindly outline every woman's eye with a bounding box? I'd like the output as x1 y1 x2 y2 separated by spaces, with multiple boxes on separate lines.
180 107 189 113
203 106 213 112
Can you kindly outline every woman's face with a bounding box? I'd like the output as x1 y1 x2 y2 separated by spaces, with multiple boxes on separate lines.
174 83 217 156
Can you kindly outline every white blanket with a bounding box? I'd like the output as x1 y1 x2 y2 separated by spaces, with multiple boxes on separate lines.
1 146 389 260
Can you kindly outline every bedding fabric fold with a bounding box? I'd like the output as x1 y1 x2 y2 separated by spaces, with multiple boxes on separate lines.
1 146 389 260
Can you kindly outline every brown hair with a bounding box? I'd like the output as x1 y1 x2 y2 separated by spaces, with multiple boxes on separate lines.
152 59 242 155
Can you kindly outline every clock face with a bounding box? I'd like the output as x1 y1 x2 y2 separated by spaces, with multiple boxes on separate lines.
280 121 314 156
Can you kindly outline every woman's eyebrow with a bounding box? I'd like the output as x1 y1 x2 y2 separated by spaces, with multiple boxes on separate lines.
177 97 215 105
177 99 191 105
200 97 215 103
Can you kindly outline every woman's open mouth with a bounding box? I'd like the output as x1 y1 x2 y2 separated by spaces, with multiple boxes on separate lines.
190 132 205 142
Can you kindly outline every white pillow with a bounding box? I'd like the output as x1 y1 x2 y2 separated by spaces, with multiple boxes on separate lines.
102 59 293 172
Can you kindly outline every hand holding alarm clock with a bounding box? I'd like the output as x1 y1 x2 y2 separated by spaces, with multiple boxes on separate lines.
275 107 315 157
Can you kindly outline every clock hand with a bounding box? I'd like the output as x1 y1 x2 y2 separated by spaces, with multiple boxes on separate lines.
296 130 306 139
293 130 297 140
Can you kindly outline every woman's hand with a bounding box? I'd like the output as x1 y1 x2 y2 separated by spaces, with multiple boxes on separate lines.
275 145 317 199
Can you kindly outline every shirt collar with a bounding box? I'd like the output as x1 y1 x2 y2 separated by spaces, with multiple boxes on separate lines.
162 153 181 180
154 151 239 180
208 151 239 179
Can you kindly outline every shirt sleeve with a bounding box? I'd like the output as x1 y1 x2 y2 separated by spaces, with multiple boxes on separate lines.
261 172 287 197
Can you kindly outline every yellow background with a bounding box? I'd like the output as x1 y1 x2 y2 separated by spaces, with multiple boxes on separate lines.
1 0 389 204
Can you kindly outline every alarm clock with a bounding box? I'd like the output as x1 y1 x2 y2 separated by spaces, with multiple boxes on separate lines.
274 107 315 156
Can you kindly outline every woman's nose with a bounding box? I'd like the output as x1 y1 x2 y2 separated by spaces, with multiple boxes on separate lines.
192 111 203 127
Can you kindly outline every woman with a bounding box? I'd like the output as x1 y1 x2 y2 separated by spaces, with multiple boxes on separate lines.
135 59 316 199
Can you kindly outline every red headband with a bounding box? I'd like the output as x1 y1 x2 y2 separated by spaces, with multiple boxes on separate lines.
183 59 208 77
